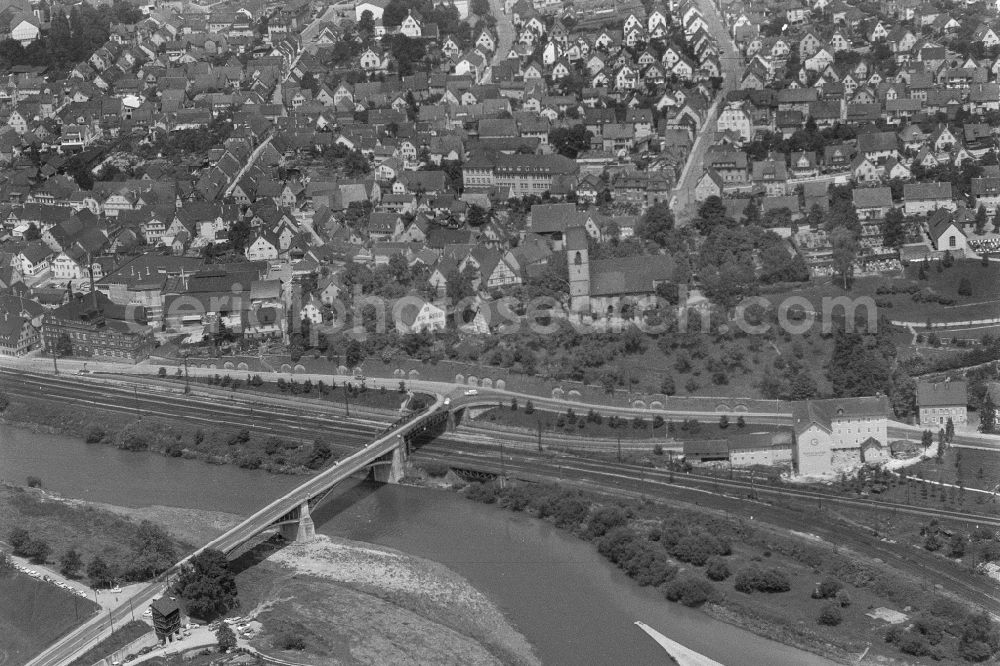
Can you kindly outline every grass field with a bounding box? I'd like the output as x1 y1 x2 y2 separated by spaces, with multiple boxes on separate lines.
909 446 1000 493
67 621 151 666
0 485 192 584
167 373 417 411
0 573 99 666
476 407 786 445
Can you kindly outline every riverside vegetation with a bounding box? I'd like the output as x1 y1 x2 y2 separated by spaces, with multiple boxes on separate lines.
1 484 190 588
0 389 336 473
459 479 1000 663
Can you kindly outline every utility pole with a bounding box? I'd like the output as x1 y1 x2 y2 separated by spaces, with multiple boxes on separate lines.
537 419 542 452
51 342 59 375
183 354 190 394
344 384 350 417
108 608 115 634
617 435 622 463
133 386 141 421
499 439 506 478
128 598 135 623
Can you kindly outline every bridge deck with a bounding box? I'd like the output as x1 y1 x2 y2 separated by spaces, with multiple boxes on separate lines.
186 397 446 559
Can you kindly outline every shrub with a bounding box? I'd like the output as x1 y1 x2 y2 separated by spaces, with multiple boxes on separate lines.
664 576 715 607
237 452 263 470
585 506 630 539
913 614 945 645
498 486 534 512
812 578 842 599
25 476 42 488
671 535 715 566
276 633 306 650
836 589 852 607
897 633 930 657
421 462 451 478
734 566 791 593
551 495 590 528
120 432 148 452
597 527 641 564
817 604 842 626
705 556 731 581
158 367 167 378
652 443 664 456
465 482 497 504
0 391 8 412
85 426 106 443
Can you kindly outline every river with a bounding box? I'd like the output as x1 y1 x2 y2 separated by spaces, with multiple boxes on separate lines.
0 423 833 666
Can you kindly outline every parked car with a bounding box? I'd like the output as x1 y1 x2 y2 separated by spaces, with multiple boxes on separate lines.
464 389 478 396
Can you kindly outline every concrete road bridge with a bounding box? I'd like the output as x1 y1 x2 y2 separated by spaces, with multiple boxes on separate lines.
27 391 499 666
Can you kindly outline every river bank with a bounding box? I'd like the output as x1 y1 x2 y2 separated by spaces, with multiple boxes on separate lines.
0 396 328 475
434 473 991 665
0 480 538 666
238 536 539 665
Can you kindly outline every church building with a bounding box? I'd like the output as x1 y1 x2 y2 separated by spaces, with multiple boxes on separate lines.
565 226 676 314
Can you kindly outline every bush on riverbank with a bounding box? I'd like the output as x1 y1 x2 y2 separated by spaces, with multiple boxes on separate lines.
459 478 1000 663
1 396 341 475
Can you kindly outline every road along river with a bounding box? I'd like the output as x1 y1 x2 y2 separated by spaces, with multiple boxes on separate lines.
1 423 832 666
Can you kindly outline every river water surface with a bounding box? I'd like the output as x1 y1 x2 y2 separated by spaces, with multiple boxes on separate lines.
1 423 834 666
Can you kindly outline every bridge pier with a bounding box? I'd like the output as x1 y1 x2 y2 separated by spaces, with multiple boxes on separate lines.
371 436 407 484
279 501 315 543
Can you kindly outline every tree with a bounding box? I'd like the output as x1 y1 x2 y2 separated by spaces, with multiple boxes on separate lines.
470 0 490 15
228 218 253 255
216 624 237 653
882 208 907 248
87 555 114 587
174 549 238 620
466 204 488 227
695 196 731 234
981 394 997 434
548 125 593 158
382 0 410 27
635 203 674 247
387 34 426 76
22 539 50 564
946 417 954 443
525 400 535 414
958 277 973 297
55 332 73 357
921 429 934 448
830 227 858 289
818 604 843 626
24 223 40 240
975 204 988 234
8 528 30 555
60 548 83 578
357 10 375 39
299 72 319 95
26 476 42 488
719 414 729 429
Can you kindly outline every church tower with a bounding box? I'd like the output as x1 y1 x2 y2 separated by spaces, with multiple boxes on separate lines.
565 225 590 313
